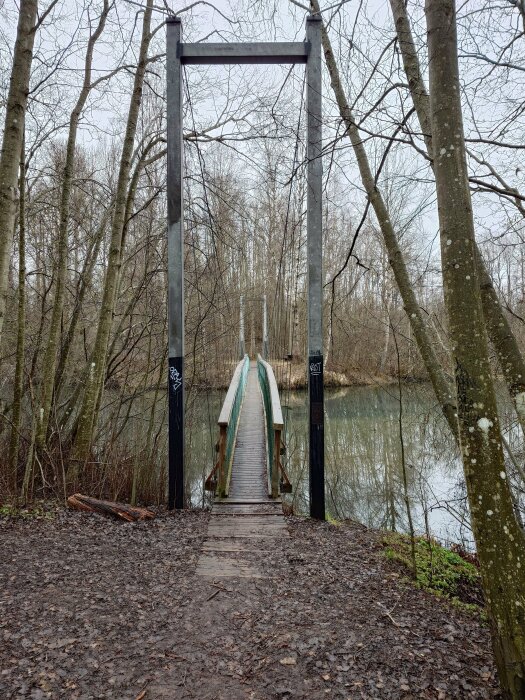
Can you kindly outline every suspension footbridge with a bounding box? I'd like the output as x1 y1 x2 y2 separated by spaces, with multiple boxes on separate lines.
196 356 291 577
166 15 326 520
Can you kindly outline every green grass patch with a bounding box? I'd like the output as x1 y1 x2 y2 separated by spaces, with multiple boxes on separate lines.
326 513 342 526
382 532 484 613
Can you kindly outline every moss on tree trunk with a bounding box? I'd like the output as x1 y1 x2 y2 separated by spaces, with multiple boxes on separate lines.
426 1 525 696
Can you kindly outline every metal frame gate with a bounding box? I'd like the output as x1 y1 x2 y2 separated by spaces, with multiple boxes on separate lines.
166 14 325 519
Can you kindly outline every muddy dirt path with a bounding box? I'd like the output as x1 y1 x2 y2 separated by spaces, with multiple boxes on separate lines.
0 510 499 699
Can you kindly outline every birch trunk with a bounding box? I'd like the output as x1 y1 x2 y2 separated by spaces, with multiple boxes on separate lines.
36 1 110 449
426 2 525 695
390 0 525 432
0 0 38 349
70 0 153 468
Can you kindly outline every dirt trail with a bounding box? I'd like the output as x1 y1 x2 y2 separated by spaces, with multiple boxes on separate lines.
0 510 499 699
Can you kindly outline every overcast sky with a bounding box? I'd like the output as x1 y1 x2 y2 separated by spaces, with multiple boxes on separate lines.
1 0 523 275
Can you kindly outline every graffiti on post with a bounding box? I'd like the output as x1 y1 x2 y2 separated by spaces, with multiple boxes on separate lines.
169 366 182 393
309 360 322 376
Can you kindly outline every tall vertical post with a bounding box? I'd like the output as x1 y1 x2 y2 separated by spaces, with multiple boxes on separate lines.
167 17 184 509
306 15 325 520
239 294 245 358
250 304 255 358
262 294 269 359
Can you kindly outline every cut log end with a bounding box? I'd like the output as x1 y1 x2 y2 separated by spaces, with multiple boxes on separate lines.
67 493 155 522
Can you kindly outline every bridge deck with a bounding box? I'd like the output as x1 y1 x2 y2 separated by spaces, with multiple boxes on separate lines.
228 362 269 501
196 362 286 578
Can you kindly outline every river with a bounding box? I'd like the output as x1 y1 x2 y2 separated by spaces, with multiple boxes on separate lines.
183 382 522 549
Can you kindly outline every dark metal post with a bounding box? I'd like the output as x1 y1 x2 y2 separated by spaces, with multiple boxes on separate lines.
306 15 325 520
167 17 184 509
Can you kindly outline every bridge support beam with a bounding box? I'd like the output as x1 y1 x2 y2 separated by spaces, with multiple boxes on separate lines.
239 294 245 359
167 16 185 509
306 15 325 521
262 295 269 360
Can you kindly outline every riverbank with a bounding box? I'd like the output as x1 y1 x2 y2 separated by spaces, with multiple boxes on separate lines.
190 360 426 391
0 364 429 399
272 361 399 390
0 507 499 699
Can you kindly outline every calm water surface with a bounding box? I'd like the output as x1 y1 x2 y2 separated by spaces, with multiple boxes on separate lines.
282 384 467 546
181 382 522 548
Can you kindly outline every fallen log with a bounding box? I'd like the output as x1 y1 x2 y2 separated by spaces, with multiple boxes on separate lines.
67 493 155 522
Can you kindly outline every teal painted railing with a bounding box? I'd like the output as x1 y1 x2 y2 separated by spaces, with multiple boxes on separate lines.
257 355 292 498
205 355 249 497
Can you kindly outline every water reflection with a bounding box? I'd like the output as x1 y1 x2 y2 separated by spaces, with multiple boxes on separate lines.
177 383 523 548
185 390 223 508
282 385 469 545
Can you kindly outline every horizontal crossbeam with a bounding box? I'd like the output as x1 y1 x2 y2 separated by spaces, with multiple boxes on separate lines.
179 42 309 65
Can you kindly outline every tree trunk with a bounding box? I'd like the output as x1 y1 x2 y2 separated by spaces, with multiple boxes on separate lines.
67 493 154 521
36 1 110 449
390 0 525 433
426 2 525 696
310 0 458 438
54 207 110 400
0 0 38 350
70 0 153 470
8 140 27 488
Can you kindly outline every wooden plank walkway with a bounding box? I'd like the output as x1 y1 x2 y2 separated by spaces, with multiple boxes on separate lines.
196 362 287 579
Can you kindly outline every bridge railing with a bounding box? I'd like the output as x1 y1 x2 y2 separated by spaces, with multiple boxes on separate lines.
257 354 292 498
205 354 250 497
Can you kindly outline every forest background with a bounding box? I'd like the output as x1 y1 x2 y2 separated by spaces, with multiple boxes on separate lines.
0 0 523 512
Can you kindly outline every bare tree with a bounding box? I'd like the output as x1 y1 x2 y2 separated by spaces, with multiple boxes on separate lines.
36 0 112 451
0 0 38 349
8 140 27 487
390 0 525 434
70 0 154 471
426 1 525 695
308 0 458 436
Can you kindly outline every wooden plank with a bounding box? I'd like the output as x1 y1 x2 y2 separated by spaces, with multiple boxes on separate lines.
201 539 273 552
180 42 309 65
208 515 285 523
214 499 281 505
195 554 264 578
208 524 285 537
209 515 282 528
208 518 286 530
212 511 281 515
213 502 282 511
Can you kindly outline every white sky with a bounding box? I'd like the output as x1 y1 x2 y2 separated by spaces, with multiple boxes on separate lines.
1 0 524 282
